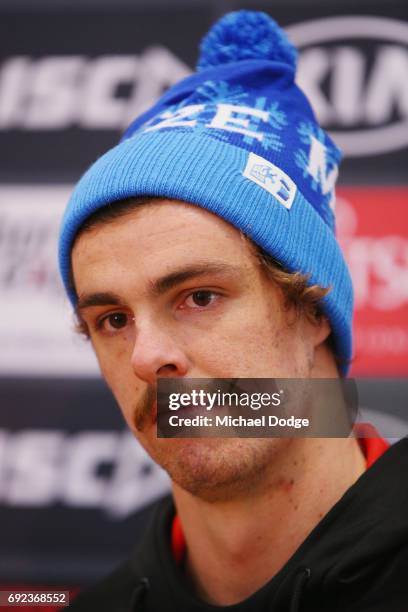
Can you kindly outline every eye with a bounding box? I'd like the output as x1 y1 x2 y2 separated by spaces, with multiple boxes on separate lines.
184 290 217 308
98 311 131 332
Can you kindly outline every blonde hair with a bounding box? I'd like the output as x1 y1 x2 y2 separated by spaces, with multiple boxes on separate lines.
248 238 331 326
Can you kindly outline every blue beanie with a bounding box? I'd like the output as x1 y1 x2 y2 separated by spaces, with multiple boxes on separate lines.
59 10 353 374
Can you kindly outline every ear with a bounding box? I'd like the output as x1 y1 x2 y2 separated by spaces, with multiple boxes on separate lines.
312 315 332 349
308 315 340 377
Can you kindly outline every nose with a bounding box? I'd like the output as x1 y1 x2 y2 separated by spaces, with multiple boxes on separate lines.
130 319 190 385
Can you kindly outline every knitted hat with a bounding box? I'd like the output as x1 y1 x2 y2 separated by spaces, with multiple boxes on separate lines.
58 10 353 374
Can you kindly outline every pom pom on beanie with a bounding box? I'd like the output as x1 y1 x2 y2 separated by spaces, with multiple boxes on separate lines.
197 10 298 71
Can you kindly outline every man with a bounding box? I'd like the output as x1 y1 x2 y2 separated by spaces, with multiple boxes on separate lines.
59 11 408 611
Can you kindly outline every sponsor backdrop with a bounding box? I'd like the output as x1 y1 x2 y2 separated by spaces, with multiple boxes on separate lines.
0 0 407 596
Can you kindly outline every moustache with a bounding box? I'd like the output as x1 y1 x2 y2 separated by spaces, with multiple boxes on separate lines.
133 384 156 432
133 379 232 432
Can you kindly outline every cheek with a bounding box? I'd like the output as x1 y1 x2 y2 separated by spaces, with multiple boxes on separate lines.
93 333 132 372
263 321 312 376
182 300 287 376
92 339 136 410
231 306 311 377
95 346 125 384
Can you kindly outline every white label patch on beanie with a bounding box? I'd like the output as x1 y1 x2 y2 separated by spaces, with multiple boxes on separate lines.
243 153 296 210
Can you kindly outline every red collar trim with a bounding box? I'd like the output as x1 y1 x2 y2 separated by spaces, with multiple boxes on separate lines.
171 513 185 565
354 422 390 468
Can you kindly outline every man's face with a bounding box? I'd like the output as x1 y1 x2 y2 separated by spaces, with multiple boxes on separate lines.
72 200 328 500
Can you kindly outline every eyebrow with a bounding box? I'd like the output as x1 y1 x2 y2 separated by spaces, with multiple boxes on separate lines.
149 263 239 295
76 291 123 312
76 262 240 313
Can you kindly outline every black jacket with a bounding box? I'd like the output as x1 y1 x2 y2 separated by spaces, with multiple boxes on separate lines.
68 438 408 611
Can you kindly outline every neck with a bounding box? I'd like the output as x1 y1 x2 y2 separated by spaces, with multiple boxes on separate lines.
172 436 366 606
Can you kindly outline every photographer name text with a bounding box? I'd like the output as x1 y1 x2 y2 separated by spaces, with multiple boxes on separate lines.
167 415 310 429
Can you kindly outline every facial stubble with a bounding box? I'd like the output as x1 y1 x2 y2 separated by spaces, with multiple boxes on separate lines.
131 383 290 502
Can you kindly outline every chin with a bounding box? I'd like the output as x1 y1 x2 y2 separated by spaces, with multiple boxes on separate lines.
146 437 285 502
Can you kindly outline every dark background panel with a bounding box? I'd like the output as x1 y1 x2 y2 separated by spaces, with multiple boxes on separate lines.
0 2 406 182
0 7 212 181
0 377 170 584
